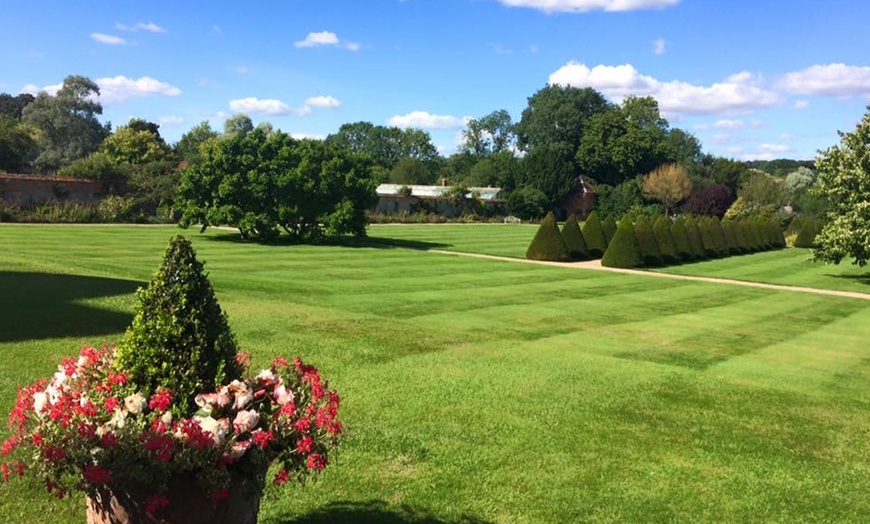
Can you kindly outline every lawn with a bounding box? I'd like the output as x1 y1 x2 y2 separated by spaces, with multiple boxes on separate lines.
1 224 869 523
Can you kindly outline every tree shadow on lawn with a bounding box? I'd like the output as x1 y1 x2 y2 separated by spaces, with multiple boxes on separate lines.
0 271 142 343
274 500 491 524
202 231 450 251
826 273 870 287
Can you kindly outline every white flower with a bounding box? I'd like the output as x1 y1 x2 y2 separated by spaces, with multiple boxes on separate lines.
32 392 48 415
160 411 173 425
256 369 276 383
274 385 294 406
233 410 260 434
108 409 127 429
196 416 230 446
228 440 251 460
124 392 146 414
230 381 253 410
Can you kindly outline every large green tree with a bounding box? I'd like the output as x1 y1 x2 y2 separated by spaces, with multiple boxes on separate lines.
326 121 438 170
812 105 870 265
521 142 578 210
0 116 38 172
0 93 34 120
178 128 377 242
174 121 219 166
515 85 611 153
21 75 110 172
462 109 514 157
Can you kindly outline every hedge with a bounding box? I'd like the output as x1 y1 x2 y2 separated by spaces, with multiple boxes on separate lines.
561 213 590 260
602 216 643 268
581 210 608 259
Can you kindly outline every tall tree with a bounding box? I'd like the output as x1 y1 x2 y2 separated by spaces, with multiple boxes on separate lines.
522 142 578 210
812 105 870 265
514 85 611 153
642 163 693 217
223 113 254 138
0 116 38 172
462 109 514 157
326 121 438 175
0 93 35 120
22 75 110 172
102 118 171 165
175 121 219 166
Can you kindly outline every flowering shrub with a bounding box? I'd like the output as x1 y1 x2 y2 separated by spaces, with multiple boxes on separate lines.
1 344 341 515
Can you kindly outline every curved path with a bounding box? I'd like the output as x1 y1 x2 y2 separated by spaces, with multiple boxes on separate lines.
428 249 870 301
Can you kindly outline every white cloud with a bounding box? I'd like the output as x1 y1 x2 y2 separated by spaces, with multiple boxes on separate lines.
346 42 361 51
777 133 795 140
548 62 780 115
304 96 342 109
21 83 62 96
97 76 181 103
496 0 680 13
779 63 870 96
758 143 790 153
135 22 167 33
709 133 731 143
794 99 809 109
235 66 249 74
295 31 340 48
713 119 744 129
229 97 292 116
652 38 666 55
742 153 775 161
387 111 468 129
291 133 327 141
158 116 184 126
90 33 127 45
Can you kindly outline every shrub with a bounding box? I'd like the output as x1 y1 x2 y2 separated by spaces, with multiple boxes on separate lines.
794 219 819 248
561 213 590 260
709 217 729 256
670 217 695 262
634 216 662 266
739 220 758 252
684 215 707 259
581 210 607 258
653 216 680 265
525 212 571 262
752 219 771 251
602 217 643 269
696 217 719 258
116 235 243 417
684 183 733 218
507 186 548 220
602 214 617 245
720 217 741 254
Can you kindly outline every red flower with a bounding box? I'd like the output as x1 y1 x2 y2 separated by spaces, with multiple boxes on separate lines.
307 453 328 471
104 396 119 413
42 445 66 462
100 431 118 448
2 436 19 457
252 430 273 449
296 436 313 455
273 468 290 486
210 487 229 501
294 418 311 433
83 465 112 485
148 389 172 413
272 356 289 370
139 432 176 462
235 351 252 372
146 494 169 516
1 463 8 483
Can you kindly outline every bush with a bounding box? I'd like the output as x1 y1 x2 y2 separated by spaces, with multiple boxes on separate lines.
751 219 771 251
634 215 663 266
684 215 707 259
116 235 243 416
602 214 617 245
581 210 607 259
696 217 719 258
684 183 733 218
507 186 548 221
670 217 695 262
770 218 787 248
720 217 741 254
561 213 590 260
794 219 819 248
653 216 680 265
525 212 571 262
602 217 643 269
709 217 729 256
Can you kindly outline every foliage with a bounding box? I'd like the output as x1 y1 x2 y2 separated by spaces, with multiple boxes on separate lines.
522 142 578 210
116 235 242 416
601 216 643 268
691 154 751 193
594 178 643 218
580 210 607 258
653 216 680 265
387 157 435 185
670 217 695 261
101 119 172 166
602 214 617 245
696 217 719 258
0 115 38 173
525 212 570 261
784 167 816 204
515 85 611 153
22 75 110 173
720 218 741 255
506 186 548 220
794 219 820 248
0 93 35 120
684 183 733 217
683 215 707 259
708 217 729 256
1 344 341 516
642 163 693 217
812 105 870 265
326 121 439 171
462 109 514 157
175 121 219 166
634 215 662 267
746 158 815 177
466 151 523 193
177 130 377 242
223 114 254 138
733 171 786 218
561 213 589 260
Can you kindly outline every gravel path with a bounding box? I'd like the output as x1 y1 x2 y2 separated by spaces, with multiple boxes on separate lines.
428 250 870 301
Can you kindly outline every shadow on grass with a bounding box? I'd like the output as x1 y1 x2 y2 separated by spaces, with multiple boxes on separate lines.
0 272 142 343
274 500 491 524
201 231 450 251
826 273 870 287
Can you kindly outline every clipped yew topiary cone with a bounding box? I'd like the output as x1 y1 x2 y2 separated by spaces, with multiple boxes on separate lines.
720 217 741 255
602 217 643 269
684 215 707 260
697 216 720 258
116 234 243 417
526 212 571 261
793 219 818 248
602 214 618 246
653 216 680 265
561 213 590 260
581 210 608 259
709 216 729 256
634 215 663 267
670 217 695 262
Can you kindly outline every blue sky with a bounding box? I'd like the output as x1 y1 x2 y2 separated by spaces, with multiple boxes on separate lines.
3 0 870 161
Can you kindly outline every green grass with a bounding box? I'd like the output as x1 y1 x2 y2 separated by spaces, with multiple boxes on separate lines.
1 224 870 523
368 223 538 258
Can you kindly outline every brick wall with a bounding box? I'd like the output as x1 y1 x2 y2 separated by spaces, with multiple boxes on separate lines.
0 174 102 206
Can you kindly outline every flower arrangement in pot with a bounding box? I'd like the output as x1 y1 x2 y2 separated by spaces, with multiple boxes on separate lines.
1 235 342 524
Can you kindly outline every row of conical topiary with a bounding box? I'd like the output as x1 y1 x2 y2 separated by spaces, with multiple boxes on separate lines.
601 215 786 268
790 216 825 248
525 211 787 269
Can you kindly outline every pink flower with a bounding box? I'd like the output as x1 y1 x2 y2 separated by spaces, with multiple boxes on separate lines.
225 440 250 462
233 410 260 434
274 385 294 406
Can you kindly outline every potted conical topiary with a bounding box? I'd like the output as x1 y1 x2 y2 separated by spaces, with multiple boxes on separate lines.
602 217 643 268
526 212 571 261
561 213 590 260
581 210 607 259
634 216 663 267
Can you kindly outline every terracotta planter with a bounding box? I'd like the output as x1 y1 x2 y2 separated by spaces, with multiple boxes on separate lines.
86 467 267 524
